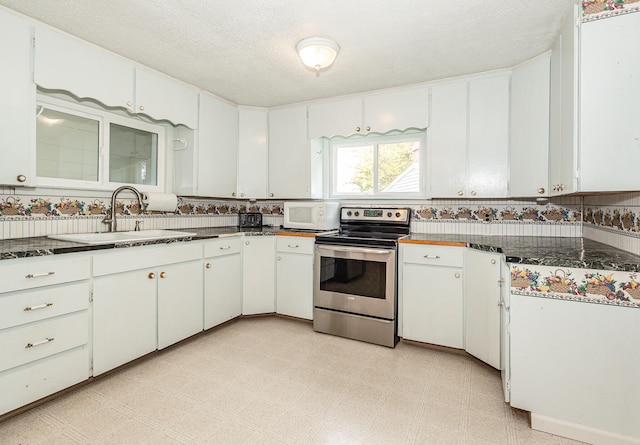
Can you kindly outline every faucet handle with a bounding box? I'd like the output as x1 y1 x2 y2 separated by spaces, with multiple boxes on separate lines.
134 220 144 231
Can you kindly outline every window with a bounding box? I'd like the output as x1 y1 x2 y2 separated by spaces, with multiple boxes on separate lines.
330 132 425 197
35 95 165 191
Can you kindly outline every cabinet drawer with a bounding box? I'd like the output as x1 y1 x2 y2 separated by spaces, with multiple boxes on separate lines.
1 255 90 294
93 242 201 276
0 346 90 416
0 311 89 373
204 237 242 258
402 244 464 267
0 282 90 330
276 236 315 255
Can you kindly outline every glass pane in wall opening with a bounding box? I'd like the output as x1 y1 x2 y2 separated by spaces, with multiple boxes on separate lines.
379 141 420 193
335 145 374 194
109 123 158 185
36 107 99 181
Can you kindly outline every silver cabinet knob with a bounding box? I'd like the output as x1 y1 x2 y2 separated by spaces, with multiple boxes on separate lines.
138 105 144 111
270 193 274 197
470 191 477 196
245 241 249 245
491 259 496 265
240 193 245 197
126 101 132 107
356 126 361 133
16 174 26 183
366 126 371 132
454 272 461 279
457 191 464 196
277 256 281 261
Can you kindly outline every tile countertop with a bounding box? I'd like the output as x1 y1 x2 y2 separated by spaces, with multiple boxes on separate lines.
400 234 640 273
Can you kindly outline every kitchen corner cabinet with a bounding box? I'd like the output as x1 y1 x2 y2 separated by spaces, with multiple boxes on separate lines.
400 244 464 349
242 236 276 315
204 238 243 329
34 26 198 128
275 236 314 320
464 249 502 369
237 107 269 199
428 73 509 198
268 105 322 199
0 254 91 416
0 9 35 187
579 11 640 192
92 243 202 375
307 86 429 138
510 54 551 198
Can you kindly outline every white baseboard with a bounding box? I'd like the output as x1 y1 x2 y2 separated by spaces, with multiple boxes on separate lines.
531 413 640 445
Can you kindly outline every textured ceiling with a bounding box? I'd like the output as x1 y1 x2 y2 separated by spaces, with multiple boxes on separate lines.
0 0 574 107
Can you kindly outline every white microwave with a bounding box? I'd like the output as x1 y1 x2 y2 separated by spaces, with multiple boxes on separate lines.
283 202 340 230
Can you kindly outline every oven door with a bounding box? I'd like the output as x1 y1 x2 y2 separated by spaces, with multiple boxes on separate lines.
314 244 396 320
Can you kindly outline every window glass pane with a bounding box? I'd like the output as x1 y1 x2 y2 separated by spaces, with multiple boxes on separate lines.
379 141 420 192
109 123 158 185
36 108 99 181
335 145 374 193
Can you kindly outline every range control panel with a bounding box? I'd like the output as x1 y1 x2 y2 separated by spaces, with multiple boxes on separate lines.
340 207 411 224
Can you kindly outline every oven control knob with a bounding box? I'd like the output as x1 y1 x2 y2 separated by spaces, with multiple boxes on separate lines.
395 212 401 218
387 212 392 217
354 211 360 216
347 211 352 217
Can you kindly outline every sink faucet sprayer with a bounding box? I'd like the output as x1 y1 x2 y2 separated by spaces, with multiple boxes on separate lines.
102 186 145 232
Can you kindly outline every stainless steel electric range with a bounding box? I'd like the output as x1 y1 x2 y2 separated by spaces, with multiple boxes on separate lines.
313 206 411 347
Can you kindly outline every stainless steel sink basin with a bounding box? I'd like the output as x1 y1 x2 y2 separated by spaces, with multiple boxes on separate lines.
48 230 197 245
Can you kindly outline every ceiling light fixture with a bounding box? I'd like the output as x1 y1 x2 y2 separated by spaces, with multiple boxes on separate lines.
296 37 340 73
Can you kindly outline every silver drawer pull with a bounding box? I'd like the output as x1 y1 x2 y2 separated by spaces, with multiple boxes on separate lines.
24 303 53 311
287 244 299 248
219 246 231 250
25 272 55 279
25 337 54 348
423 255 441 259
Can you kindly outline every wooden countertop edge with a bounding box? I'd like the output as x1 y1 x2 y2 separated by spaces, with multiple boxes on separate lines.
275 232 316 238
399 239 468 247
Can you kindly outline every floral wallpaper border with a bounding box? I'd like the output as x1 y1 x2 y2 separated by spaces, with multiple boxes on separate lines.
411 204 581 223
582 0 640 15
511 265 640 308
583 207 640 236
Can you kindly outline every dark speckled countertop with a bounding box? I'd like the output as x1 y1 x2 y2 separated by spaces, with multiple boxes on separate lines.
401 234 640 272
1 229 639 273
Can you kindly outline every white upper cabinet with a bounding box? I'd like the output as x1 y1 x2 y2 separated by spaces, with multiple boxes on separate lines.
429 73 509 198
268 105 322 199
579 12 640 192
237 107 268 199
0 10 35 187
510 54 551 198
195 94 238 198
307 87 429 138
34 26 198 128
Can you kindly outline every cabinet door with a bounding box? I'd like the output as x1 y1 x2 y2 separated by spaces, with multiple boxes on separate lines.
364 87 429 134
242 237 275 315
0 10 35 186
276 249 313 320
402 262 463 348
135 68 198 129
428 81 468 197
34 26 133 110
157 261 203 349
197 94 238 198
237 107 268 199
580 12 640 192
268 105 314 199
464 249 501 369
93 269 157 375
468 74 510 198
510 55 550 198
307 97 363 138
204 252 242 329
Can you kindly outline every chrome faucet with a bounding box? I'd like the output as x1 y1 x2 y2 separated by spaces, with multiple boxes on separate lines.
102 186 144 232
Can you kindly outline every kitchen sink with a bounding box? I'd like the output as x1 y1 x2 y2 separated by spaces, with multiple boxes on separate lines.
48 229 197 245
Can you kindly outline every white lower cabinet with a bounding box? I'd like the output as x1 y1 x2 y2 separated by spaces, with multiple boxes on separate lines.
464 249 502 369
242 236 276 315
275 236 314 320
204 237 243 329
401 244 464 348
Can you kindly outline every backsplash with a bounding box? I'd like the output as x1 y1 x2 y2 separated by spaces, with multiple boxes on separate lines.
582 192 640 255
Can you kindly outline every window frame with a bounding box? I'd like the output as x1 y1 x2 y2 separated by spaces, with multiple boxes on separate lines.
328 131 426 199
35 94 166 192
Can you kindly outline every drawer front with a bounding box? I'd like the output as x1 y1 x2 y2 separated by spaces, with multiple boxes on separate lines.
1 255 90 294
0 311 89 373
93 242 202 276
204 237 242 258
0 346 90 416
402 244 464 267
0 282 90 330
276 236 315 255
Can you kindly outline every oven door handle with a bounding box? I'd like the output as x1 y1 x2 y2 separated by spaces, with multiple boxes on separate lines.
320 246 393 256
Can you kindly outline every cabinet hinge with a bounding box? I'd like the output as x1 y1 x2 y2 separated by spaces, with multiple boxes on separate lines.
90 358 94 374
32 36 36 48
89 290 94 303
506 381 511 391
